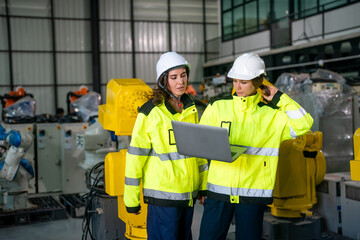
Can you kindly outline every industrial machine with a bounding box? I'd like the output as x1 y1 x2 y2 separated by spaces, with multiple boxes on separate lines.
314 125 360 239
59 89 101 193
0 87 34 122
202 74 233 103
315 172 351 235
36 123 62 193
76 117 117 196
340 179 360 239
99 79 151 239
263 131 327 240
0 124 34 211
350 128 360 181
76 118 117 172
275 69 359 173
60 122 89 194
66 85 88 114
339 128 360 239
2 123 36 193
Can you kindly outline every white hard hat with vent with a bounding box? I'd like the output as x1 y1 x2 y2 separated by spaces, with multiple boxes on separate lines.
156 52 191 81
227 52 266 80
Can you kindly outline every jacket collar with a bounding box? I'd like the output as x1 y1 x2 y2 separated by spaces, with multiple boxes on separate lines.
232 92 261 111
165 93 194 115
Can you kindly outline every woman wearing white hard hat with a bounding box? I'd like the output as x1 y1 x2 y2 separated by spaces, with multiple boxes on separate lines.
198 52 313 240
124 52 208 240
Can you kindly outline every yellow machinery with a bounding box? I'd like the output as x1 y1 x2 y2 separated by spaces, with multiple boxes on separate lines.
269 131 327 218
98 79 151 239
263 131 327 239
350 128 360 181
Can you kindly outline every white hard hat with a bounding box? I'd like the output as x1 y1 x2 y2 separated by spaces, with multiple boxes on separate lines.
227 52 266 80
156 52 191 81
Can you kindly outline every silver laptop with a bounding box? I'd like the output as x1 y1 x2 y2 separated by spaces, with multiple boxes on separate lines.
171 121 247 163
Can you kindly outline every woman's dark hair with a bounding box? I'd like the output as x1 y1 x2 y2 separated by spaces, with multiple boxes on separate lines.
148 66 190 106
251 74 270 97
150 73 172 106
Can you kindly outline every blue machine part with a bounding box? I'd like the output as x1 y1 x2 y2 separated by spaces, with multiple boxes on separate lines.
110 131 117 142
20 159 34 177
6 130 22 148
0 126 22 148
0 124 5 135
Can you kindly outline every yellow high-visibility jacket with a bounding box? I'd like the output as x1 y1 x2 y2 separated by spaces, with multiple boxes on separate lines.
124 94 208 213
200 91 313 205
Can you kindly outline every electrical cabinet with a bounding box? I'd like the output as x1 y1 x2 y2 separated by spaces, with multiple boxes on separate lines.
315 172 351 234
60 122 88 194
340 180 360 239
36 123 62 193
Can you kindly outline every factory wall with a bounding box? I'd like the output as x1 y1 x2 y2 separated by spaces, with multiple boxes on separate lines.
0 0 219 116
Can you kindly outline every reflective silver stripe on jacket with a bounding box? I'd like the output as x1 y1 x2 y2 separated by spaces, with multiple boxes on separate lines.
125 177 141 186
156 151 187 161
128 146 151 156
232 145 279 156
199 163 209 173
128 146 189 161
286 107 307 119
290 126 297 138
143 188 198 200
207 182 273 198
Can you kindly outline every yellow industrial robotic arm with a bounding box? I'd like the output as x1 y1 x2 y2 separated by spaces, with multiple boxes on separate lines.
98 79 151 240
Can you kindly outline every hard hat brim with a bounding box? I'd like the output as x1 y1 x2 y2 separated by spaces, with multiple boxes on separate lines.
227 71 265 81
157 64 191 82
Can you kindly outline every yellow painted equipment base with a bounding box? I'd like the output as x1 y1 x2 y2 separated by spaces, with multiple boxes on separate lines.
105 150 147 239
119 197 147 240
270 131 326 218
350 160 360 181
351 128 360 181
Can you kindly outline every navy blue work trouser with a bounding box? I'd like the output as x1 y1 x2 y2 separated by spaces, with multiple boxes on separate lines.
199 198 266 240
147 204 194 240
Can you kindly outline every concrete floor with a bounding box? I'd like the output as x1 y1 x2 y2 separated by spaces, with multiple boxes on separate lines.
0 201 349 240
0 217 82 240
0 201 234 240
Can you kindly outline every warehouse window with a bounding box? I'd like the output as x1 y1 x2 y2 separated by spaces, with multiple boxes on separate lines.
221 0 357 42
233 6 243 37
245 1 257 34
294 0 351 19
222 10 233 40
221 0 270 41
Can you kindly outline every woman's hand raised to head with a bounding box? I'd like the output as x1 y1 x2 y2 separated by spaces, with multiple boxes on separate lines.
262 85 278 102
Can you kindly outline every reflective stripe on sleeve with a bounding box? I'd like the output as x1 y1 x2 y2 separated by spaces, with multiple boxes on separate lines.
129 146 188 161
232 145 279 156
128 146 151 156
207 182 273 198
290 126 297 138
286 107 307 119
125 177 141 186
156 151 187 161
199 163 209 173
143 188 198 200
